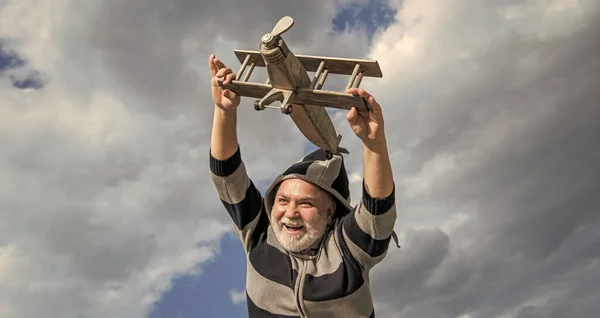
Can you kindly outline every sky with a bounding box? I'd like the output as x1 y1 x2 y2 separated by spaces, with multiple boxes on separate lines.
0 0 599 317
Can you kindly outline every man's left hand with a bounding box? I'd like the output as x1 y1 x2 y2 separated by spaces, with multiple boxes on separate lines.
345 88 386 150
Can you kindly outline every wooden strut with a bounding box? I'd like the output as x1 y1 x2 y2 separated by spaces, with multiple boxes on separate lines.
353 72 364 88
242 62 255 82
315 69 329 90
310 60 326 89
237 56 353 93
346 63 361 90
236 54 251 81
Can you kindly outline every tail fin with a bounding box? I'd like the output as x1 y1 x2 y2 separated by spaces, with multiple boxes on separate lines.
338 147 349 154
336 134 349 155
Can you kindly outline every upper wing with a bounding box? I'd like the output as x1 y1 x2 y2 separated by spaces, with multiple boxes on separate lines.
233 50 383 78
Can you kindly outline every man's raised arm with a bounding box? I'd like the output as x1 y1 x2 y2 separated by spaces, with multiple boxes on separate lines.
209 54 239 160
208 54 264 252
341 88 397 270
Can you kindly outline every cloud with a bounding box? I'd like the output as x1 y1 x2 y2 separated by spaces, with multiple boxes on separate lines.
2 0 598 317
0 0 377 317
229 288 246 306
328 0 600 317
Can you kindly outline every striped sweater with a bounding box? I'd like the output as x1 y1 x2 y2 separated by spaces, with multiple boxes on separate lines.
210 145 397 318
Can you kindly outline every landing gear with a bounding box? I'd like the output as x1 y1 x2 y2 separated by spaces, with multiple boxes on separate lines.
280 104 293 115
254 100 264 111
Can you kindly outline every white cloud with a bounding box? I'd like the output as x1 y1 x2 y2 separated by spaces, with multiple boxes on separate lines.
355 0 600 317
229 288 246 305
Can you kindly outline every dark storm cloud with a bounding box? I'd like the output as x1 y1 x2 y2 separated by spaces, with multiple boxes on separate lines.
367 5 600 318
0 0 366 316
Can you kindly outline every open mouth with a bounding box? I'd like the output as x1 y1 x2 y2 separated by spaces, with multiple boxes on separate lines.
283 224 304 234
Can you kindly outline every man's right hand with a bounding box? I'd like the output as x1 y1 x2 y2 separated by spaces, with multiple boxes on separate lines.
209 54 240 111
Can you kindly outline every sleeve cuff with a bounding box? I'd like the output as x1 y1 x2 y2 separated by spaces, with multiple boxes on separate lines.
209 145 242 177
362 180 395 215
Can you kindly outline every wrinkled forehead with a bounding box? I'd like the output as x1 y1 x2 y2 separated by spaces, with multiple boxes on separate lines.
274 178 332 200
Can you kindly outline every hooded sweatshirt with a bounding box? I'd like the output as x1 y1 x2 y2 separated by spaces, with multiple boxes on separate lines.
210 145 398 318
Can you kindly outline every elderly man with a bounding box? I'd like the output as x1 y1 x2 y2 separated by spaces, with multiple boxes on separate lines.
208 54 398 317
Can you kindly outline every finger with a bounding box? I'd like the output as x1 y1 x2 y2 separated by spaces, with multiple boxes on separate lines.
367 95 381 113
347 88 371 99
216 67 233 78
346 88 364 112
346 87 358 95
209 54 218 76
364 93 381 113
347 107 365 136
356 88 374 103
347 88 376 108
348 88 380 113
223 72 236 85
346 107 358 125
215 67 228 77
213 58 227 70
223 89 236 99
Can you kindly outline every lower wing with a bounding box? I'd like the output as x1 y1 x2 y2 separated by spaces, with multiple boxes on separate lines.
218 80 370 112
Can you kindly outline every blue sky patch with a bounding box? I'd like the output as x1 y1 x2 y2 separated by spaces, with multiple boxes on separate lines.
303 142 320 154
0 39 44 89
0 40 26 72
149 233 248 318
332 0 397 38
12 70 44 89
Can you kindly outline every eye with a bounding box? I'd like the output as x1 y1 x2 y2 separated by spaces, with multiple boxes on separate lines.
300 202 313 207
277 198 288 204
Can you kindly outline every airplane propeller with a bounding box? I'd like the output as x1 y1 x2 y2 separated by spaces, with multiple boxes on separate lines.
261 16 294 46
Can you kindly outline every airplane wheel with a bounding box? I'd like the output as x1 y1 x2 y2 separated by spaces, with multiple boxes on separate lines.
325 150 333 160
254 100 262 111
281 104 293 115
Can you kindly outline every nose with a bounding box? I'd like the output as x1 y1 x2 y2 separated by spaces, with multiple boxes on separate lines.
282 201 299 219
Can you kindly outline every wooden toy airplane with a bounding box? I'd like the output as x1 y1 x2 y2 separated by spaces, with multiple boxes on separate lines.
217 16 383 158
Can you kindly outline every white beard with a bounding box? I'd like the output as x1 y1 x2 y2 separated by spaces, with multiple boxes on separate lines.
271 212 327 252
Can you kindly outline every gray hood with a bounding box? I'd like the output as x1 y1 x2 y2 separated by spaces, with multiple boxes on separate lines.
264 149 353 221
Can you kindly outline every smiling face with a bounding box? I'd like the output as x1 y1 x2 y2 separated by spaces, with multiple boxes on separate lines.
270 178 336 252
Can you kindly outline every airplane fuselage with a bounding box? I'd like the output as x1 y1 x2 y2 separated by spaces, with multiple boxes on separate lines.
259 36 341 154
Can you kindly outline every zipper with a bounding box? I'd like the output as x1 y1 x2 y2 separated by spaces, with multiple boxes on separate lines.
294 259 308 317
292 223 333 317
